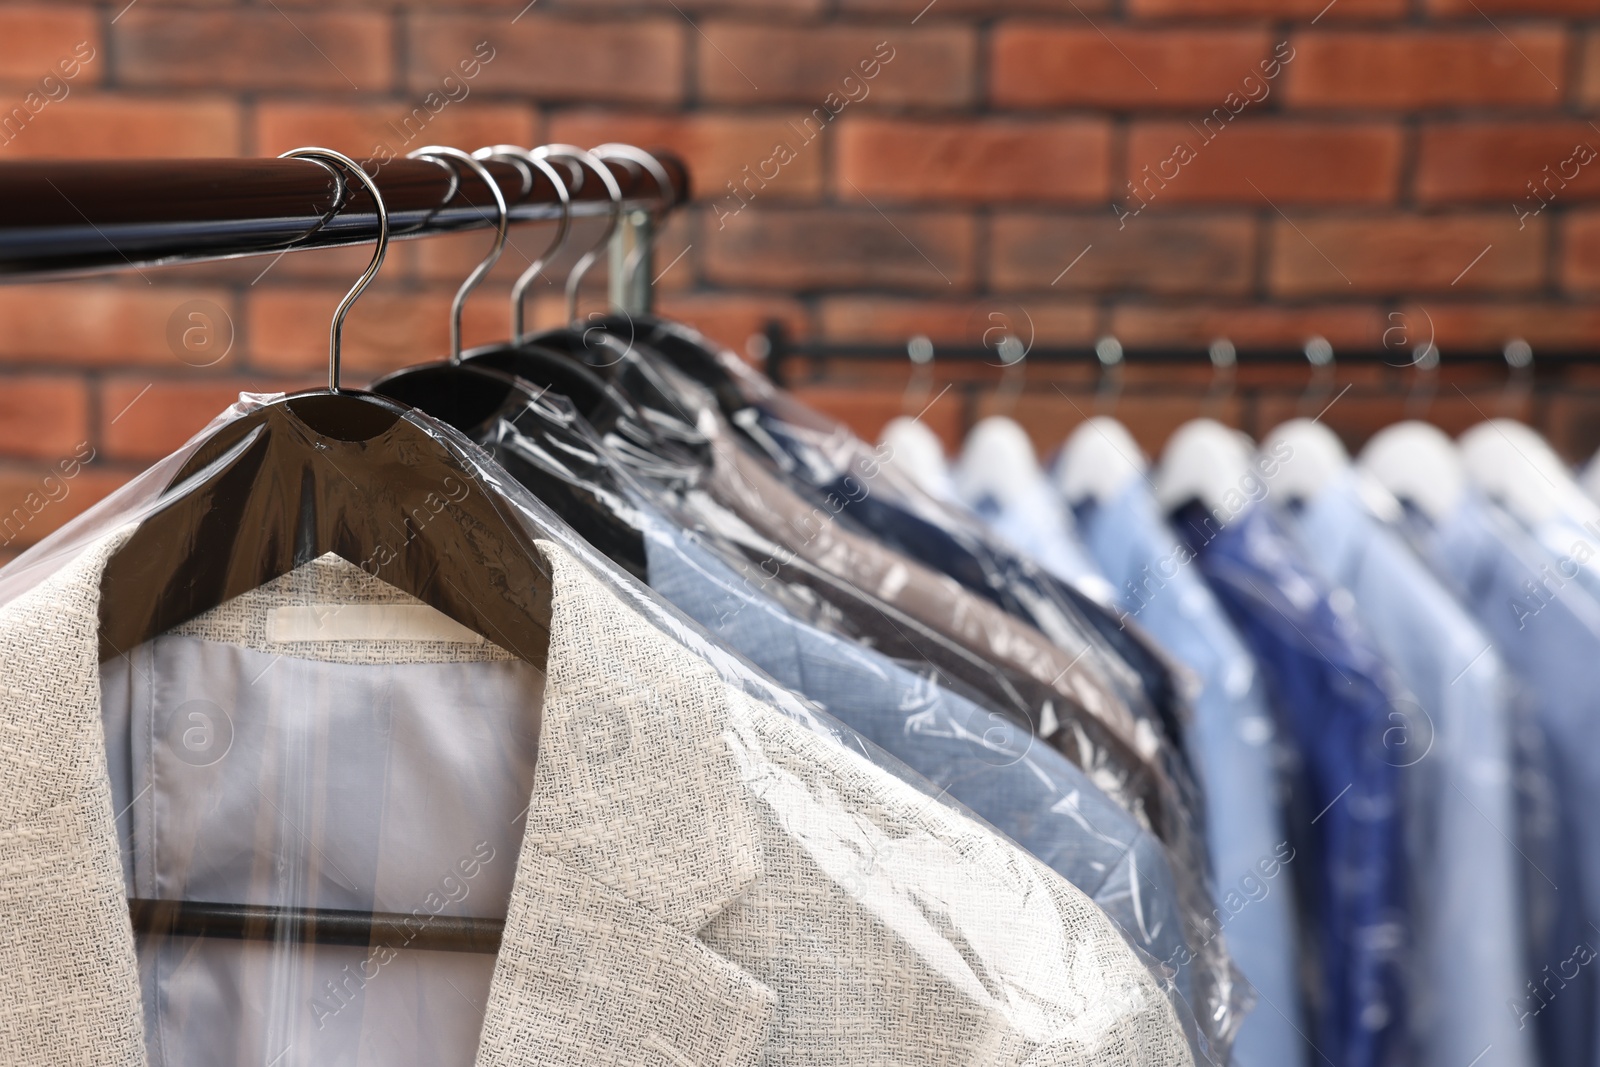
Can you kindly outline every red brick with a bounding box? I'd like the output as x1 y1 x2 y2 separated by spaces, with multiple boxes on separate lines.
1428 0 1598 14
837 0 1110 14
545 0 825 12
1417 124 1600 205
1582 32 1600 109
0 95 238 159
249 287 454 377
698 23 973 107
548 111 824 201
0 285 240 368
115 10 392 92
1397 301 1600 349
0 7 98 87
652 293 809 359
837 118 1111 204
1128 0 1402 17
990 213 1256 295
1283 30 1567 108
255 101 537 166
1125 121 1401 205
0 377 89 461
409 15 684 105
1109 303 1386 348
1269 214 1546 295
991 25 1273 109
0 465 125 552
819 296 1097 345
99 379 282 462
1560 211 1600 292
705 207 976 291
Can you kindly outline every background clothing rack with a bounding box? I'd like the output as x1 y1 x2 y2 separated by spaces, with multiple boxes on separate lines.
756 319 1588 389
0 153 688 281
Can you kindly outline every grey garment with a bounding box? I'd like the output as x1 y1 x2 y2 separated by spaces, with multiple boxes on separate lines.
1284 477 1535 1067
640 515 1202 1017
101 635 542 1067
0 535 1195 1066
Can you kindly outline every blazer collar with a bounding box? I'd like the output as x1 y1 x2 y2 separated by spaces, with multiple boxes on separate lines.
0 530 770 1065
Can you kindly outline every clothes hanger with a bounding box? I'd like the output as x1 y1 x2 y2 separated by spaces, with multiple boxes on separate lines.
1259 417 1349 507
370 144 548 423
878 415 952 501
1055 415 1146 507
954 415 1042 512
1403 342 1439 420
1202 338 1235 421
1296 334 1336 418
1459 416 1593 528
373 145 652 578
107 148 559 951
1092 335 1124 415
1360 420 1465 526
1153 417 1252 516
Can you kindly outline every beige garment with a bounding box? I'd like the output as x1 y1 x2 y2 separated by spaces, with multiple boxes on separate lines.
0 530 1193 1066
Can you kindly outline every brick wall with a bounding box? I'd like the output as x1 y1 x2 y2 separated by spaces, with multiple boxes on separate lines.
1 0 1599 562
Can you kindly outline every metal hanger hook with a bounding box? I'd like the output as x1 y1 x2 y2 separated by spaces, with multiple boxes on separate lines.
592 144 674 294
536 144 623 325
278 147 389 393
407 145 510 365
476 145 573 343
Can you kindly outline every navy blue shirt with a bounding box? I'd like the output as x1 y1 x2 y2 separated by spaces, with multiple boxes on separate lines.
1174 501 1411 1067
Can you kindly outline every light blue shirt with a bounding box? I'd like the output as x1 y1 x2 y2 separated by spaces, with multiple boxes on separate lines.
968 479 1118 603
1077 481 1306 1067
1284 476 1535 1067
1412 489 1600 1067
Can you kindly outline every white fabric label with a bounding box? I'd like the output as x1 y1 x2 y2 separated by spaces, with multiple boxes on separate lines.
267 605 485 644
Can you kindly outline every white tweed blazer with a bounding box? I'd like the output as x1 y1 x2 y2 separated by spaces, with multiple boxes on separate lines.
0 531 1195 1066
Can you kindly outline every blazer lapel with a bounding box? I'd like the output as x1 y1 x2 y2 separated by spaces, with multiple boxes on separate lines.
477 541 775 1066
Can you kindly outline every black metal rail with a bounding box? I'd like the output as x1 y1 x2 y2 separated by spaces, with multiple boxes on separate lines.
757 320 1591 387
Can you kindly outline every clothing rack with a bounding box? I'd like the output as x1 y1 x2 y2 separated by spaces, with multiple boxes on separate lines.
0 151 688 280
757 320 1590 389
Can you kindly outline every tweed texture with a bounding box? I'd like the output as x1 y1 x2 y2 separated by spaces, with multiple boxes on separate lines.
0 533 146 1065
502 541 1194 1065
0 526 1192 1065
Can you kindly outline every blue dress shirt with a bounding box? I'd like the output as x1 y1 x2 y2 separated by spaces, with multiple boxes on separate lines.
1414 489 1600 1067
1282 476 1534 1067
1078 481 1306 1067
1173 500 1411 1067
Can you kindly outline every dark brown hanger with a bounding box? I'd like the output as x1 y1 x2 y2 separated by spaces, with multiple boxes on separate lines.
105 148 555 952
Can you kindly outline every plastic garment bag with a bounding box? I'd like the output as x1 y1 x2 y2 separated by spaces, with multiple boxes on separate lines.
0 392 1199 1067
422 384 1220 1062
588 317 1244 1060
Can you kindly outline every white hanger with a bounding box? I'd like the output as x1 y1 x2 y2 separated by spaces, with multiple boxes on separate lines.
878 416 952 501
955 416 1042 508
1259 418 1349 506
1459 419 1594 528
1054 416 1146 506
1155 418 1252 514
1359 421 1465 525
